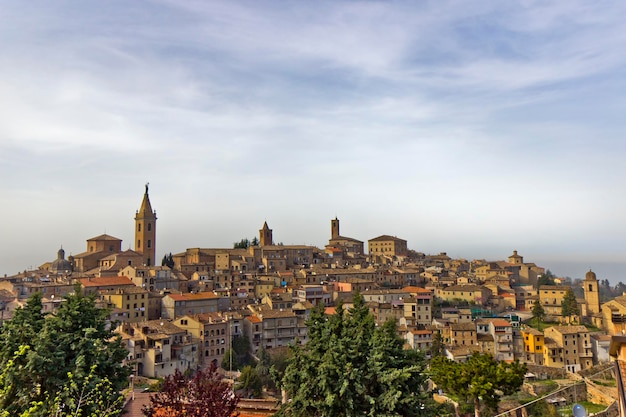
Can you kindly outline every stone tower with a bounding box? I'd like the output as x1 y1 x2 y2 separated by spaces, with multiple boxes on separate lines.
584 269 600 315
331 217 340 239
259 221 273 246
135 183 157 266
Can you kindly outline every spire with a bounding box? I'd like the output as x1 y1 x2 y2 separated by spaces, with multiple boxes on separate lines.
137 182 154 217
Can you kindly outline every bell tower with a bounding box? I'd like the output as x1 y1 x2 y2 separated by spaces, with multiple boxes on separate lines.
259 221 273 246
331 217 340 239
135 183 157 266
584 269 600 315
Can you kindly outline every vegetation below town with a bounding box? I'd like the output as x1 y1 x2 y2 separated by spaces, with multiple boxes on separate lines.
0 288 130 416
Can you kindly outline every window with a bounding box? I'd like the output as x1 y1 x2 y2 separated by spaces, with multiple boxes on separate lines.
148 223 152 231
137 240 141 249
138 224 141 232
147 240 151 248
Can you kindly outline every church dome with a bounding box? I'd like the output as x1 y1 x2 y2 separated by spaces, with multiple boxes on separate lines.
585 269 597 281
50 247 72 274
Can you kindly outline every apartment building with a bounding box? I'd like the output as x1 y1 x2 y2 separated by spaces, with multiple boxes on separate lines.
476 318 514 362
436 284 492 305
405 329 433 351
100 286 150 323
543 325 593 372
173 313 230 368
368 235 408 257
244 308 308 354
161 291 224 319
121 320 198 378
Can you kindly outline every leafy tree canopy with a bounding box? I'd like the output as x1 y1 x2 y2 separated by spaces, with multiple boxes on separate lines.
276 294 439 417
236 365 262 398
0 287 130 416
430 352 526 417
143 365 239 417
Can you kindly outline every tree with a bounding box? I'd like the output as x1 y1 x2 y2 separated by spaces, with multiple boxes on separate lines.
561 288 580 322
255 346 273 389
251 237 260 246
537 269 556 287
531 299 546 330
236 365 262 398
0 288 130 416
233 238 250 249
143 365 239 417
430 352 526 417
161 253 175 268
221 348 240 372
429 330 445 358
276 294 439 417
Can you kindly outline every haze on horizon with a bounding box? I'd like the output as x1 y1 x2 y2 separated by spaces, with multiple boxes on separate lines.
2 1 626 284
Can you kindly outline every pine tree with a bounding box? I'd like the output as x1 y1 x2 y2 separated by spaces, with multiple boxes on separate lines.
532 299 546 330
277 294 438 416
561 288 580 322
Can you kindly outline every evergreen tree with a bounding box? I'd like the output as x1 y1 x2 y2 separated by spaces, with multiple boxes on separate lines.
531 299 546 330
561 288 580 322
537 269 556 287
255 346 273 389
430 352 526 417
428 330 445 358
161 252 175 268
233 238 250 249
277 294 438 417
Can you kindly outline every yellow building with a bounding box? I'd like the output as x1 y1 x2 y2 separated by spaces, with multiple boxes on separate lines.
101 286 150 323
601 294 626 335
521 327 544 365
436 284 492 305
538 285 570 317
368 235 408 257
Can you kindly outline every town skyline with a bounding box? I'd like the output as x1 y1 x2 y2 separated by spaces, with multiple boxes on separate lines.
0 184 623 285
3 2 626 281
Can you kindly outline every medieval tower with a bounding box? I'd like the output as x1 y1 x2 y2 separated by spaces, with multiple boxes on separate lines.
135 184 157 266
584 269 600 315
259 221 273 246
331 217 340 239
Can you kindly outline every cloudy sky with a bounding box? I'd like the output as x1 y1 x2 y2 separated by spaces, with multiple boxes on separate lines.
2 1 626 282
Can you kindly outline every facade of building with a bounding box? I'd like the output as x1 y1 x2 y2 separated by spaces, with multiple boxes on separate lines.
121 320 198 378
161 292 222 319
368 235 408 257
543 325 593 372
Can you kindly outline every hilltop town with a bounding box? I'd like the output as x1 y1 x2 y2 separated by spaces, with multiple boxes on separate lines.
3 186 626 414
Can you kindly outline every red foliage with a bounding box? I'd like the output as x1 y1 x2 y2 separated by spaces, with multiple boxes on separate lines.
143 364 239 417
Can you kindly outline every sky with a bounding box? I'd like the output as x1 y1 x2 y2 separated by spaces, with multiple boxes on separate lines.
2 1 626 283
